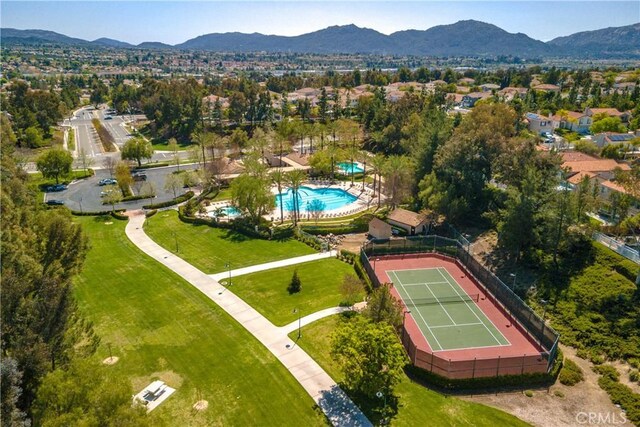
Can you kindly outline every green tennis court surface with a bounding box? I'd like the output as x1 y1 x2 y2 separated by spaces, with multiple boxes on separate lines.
389 267 510 352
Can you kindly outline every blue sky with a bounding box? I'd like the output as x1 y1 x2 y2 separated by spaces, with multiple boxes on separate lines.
1 1 638 45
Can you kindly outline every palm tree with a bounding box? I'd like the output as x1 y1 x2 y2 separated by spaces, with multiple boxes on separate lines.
382 155 414 208
191 130 213 167
370 154 387 207
358 150 369 190
271 168 286 223
285 169 307 226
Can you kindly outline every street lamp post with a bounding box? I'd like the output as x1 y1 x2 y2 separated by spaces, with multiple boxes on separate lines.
509 273 517 292
293 308 301 339
226 262 232 286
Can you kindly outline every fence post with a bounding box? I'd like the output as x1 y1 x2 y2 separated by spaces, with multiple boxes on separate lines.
496 356 501 377
521 354 526 375
472 357 477 379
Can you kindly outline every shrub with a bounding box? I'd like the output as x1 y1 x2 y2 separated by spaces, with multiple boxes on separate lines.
71 209 125 216
287 270 301 294
142 191 194 209
145 209 158 218
111 211 128 221
590 353 605 365
592 365 620 382
629 370 640 383
559 358 584 386
630 359 640 370
554 390 565 398
524 390 534 397
596 372 640 425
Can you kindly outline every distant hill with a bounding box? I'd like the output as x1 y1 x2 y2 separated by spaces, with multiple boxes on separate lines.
2 21 639 59
548 23 640 58
136 41 173 49
92 37 134 48
389 20 553 57
0 28 92 47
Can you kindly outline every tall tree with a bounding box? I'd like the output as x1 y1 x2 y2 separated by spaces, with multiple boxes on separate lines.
230 174 275 225
285 169 307 225
36 148 73 184
271 168 286 223
382 155 414 208
121 137 153 167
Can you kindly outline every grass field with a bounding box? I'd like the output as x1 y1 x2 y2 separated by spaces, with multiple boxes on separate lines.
73 217 326 426
144 210 316 273
289 315 531 427
230 259 361 326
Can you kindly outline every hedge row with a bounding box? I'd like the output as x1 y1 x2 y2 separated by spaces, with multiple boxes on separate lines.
143 191 194 209
91 118 116 152
111 211 128 221
145 209 158 218
133 162 172 170
405 348 562 392
71 209 125 216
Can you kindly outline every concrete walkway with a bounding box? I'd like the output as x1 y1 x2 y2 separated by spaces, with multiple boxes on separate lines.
124 212 371 427
209 251 337 281
281 306 351 335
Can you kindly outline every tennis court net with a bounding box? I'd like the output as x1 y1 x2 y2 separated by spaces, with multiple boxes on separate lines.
404 293 480 307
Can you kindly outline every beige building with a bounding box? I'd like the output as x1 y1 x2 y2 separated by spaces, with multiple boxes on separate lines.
368 217 392 240
387 208 428 235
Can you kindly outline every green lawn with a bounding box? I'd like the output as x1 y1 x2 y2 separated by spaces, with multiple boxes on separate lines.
230 259 360 326
289 315 531 427
212 186 233 201
73 217 326 426
144 210 316 273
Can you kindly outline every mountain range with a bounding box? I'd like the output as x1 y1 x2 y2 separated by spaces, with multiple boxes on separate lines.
2 20 639 58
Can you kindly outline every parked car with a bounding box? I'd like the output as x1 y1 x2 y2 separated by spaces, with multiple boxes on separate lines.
104 115 113 120
98 178 117 186
46 184 68 192
45 199 65 206
132 172 147 181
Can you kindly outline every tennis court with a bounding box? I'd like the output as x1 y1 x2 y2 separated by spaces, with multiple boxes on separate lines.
389 267 510 352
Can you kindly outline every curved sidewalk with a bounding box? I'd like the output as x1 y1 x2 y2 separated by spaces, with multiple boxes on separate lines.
124 212 371 427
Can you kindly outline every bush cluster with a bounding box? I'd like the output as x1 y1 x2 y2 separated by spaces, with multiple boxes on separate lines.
592 365 640 425
559 358 584 386
110 211 128 221
143 191 194 209
145 209 158 218
71 209 125 216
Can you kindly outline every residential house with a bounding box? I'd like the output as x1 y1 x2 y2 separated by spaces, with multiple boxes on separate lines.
480 83 500 92
532 83 561 93
461 92 492 108
525 112 553 135
593 132 636 148
368 217 392 240
387 208 428 235
498 87 528 102
586 107 632 123
551 109 592 134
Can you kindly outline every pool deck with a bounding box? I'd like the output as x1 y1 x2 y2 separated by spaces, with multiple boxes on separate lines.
202 181 383 222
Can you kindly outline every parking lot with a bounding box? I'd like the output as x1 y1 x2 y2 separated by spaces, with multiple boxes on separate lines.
44 164 200 212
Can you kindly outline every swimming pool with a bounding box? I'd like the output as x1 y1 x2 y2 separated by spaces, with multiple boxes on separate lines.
209 205 241 218
276 186 357 212
338 162 364 174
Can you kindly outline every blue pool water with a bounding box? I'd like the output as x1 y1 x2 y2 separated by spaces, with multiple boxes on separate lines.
276 186 357 212
209 205 241 218
338 162 364 174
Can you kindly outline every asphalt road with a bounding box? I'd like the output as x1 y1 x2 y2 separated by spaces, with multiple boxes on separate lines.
45 164 200 212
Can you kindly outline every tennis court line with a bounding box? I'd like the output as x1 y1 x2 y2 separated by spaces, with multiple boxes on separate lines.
423 282 458 326
400 281 450 287
389 270 444 352
429 322 483 329
437 267 510 347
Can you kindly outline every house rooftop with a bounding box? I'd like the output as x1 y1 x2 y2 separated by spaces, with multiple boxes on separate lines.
563 160 631 174
388 208 426 228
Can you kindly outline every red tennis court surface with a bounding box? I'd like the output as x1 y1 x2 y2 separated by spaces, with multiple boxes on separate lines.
373 253 548 379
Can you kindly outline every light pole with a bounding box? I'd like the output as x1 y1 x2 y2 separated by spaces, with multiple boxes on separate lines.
509 273 517 292
293 308 301 339
373 257 380 272
172 231 179 253
540 299 549 321
226 262 232 286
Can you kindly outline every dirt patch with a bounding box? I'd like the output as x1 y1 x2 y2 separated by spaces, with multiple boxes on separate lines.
462 345 633 426
611 359 640 394
337 232 368 253
193 400 208 411
102 356 119 365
